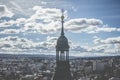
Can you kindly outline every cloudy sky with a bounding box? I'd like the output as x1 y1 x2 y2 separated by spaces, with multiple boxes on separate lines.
0 0 120 57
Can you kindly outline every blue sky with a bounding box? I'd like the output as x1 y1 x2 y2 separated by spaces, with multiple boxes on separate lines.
0 0 120 57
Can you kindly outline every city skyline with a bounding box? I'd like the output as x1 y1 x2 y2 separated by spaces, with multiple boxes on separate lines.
0 0 120 57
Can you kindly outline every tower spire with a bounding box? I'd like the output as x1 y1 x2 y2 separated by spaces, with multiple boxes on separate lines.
61 9 64 36
52 9 73 80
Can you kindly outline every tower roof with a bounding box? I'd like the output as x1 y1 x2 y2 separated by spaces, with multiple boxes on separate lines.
56 9 69 51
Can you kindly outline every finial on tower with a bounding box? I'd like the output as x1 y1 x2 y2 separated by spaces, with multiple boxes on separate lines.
61 9 64 21
61 9 64 36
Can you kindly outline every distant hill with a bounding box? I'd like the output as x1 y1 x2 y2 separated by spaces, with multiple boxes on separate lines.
0 53 55 59
0 53 120 60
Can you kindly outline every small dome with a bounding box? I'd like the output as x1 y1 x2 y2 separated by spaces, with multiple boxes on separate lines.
56 35 69 51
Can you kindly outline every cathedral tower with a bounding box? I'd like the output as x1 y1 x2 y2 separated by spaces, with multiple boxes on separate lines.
52 9 73 80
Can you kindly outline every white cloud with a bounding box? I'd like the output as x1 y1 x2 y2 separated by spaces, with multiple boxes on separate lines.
0 5 120 34
23 8 120 34
64 18 120 33
0 18 26 27
0 5 14 18
94 36 120 44
21 6 67 34
0 1 119 56
96 27 117 32
0 6 64 34
93 36 120 54
65 18 102 33
117 28 120 31
0 35 119 54
0 36 39 52
0 29 20 34
0 0 50 17
69 35 120 54
72 6 77 12
0 36 58 53
32 6 63 22
46 36 58 42
114 43 120 49
71 45 88 52
90 44 111 53
71 44 109 53
22 21 60 34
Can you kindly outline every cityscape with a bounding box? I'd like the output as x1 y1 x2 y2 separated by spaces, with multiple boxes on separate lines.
0 54 120 80
0 0 120 80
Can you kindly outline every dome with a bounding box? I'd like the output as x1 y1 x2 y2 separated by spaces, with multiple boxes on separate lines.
56 35 69 50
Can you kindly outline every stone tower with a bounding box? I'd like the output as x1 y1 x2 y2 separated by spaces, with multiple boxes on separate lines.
52 9 73 80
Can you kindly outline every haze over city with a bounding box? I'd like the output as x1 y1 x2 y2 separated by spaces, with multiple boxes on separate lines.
0 0 120 57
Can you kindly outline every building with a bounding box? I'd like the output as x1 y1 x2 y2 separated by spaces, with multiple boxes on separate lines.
52 10 73 80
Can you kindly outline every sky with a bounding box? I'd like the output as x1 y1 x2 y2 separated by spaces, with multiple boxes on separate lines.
0 0 120 57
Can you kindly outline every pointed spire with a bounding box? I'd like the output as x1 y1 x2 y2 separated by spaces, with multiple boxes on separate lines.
61 9 64 36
